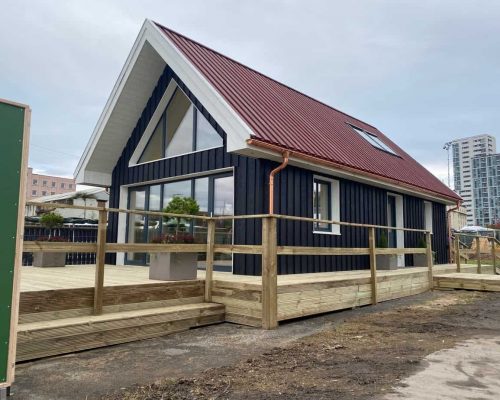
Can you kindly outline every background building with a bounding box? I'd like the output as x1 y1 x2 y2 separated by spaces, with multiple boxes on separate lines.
25 187 109 220
451 134 496 224
472 153 500 227
26 167 76 199
447 205 467 231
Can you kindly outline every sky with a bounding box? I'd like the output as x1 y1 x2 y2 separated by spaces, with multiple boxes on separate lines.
1 0 500 185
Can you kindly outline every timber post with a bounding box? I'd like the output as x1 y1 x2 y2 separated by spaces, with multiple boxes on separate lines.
476 235 482 274
426 232 433 290
491 238 497 275
261 216 278 329
93 200 107 315
368 227 378 305
455 236 461 272
204 219 216 302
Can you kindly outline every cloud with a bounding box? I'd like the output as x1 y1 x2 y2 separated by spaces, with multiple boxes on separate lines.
1 0 499 179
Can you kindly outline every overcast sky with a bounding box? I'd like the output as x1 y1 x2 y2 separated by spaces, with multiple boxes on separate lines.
2 0 499 185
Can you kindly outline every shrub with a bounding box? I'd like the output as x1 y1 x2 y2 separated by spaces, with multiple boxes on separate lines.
378 231 389 248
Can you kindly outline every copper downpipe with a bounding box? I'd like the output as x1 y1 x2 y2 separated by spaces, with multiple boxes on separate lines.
269 151 290 214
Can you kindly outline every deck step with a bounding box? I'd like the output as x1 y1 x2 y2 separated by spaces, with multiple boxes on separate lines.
17 303 225 362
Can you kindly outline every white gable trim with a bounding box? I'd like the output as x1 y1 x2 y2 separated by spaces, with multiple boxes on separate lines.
75 19 254 187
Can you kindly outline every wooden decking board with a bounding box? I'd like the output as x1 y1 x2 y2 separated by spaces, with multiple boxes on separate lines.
434 272 500 292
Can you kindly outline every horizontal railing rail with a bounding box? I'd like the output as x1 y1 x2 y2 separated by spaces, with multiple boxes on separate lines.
24 200 435 328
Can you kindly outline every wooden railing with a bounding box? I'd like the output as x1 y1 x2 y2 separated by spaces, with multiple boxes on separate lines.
24 201 433 329
452 232 500 274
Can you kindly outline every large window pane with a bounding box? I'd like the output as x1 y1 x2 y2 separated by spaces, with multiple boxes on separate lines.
127 189 146 262
162 180 192 234
149 185 161 211
196 110 223 151
165 89 194 157
313 179 331 231
139 115 164 163
213 176 234 268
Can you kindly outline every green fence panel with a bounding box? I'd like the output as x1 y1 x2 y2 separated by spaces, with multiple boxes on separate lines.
0 101 27 384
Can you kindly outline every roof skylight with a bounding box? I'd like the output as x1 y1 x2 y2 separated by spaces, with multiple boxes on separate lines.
351 125 397 155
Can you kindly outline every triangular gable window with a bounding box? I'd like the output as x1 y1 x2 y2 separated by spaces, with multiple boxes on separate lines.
136 85 223 164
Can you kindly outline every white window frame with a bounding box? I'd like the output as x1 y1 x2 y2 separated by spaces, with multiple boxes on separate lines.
312 175 340 235
129 80 223 167
424 201 433 234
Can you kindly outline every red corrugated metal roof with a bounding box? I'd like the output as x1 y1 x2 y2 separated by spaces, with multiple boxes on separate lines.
155 22 460 202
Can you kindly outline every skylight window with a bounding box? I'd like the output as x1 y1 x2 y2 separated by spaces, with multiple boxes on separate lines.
351 125 397 156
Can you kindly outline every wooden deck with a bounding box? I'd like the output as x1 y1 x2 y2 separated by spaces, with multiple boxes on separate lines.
17 263 488 361
434 272 500 291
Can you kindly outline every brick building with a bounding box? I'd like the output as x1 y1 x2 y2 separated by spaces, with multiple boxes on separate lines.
26 167 76 199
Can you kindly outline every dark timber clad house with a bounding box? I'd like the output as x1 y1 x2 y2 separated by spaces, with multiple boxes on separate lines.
75 19 461 276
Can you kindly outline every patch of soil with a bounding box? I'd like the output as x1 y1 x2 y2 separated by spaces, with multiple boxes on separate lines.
102 291 500 400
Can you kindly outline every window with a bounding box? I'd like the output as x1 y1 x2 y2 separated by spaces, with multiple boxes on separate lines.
32 179 37 185
350 125 398 155
42 180 47 187
424 201 433 233
126 173 234 269
42 191 47 196
52 182 56 187
32 190 37 196
61 183 65 189
51 192 55 195
136 85 223 164
312 176 340 234
69 184 73 189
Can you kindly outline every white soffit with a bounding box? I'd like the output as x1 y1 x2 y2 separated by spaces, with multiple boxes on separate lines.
75 19 254 186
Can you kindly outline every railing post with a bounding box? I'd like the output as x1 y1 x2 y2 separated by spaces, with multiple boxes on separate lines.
261 216 278 329
491 238 496 275
455 236 461 273
426 232 433 290
204 219 216 302
476 235 482 274
93 200 107 315
368 227 377 305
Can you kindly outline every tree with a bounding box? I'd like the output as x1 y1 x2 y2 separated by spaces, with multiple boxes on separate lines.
163 196 200 234
39 212 64 238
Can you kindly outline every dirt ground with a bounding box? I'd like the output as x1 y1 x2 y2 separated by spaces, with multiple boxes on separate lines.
101 291 500 400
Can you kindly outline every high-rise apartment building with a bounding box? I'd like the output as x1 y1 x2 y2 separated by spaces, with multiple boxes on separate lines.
451 134 496 225
26 167 76 199
472 153 500 226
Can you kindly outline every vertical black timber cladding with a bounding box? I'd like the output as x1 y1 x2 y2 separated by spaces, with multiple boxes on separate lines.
403 195 425 266
432 202 448 264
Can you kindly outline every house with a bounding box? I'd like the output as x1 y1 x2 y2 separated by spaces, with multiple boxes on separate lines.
75 19 461 275
26 187 109 220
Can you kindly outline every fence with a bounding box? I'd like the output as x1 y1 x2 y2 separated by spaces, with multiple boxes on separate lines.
22 224 97 266
23 201 433 329
452 232 499 274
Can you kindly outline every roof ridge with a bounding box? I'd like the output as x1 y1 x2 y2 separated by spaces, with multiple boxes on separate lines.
153 20 379 131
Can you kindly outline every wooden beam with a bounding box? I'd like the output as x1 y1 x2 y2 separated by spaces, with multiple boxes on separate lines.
23 242 98 252
204 219 215 302
455 238 461 273
492 239 497 275
476 236 482 274
93 201 107 315
105 243 206 253
426 232 433 290
369 227 377 305
213 244 263 254
261 216 278 330
375 248 427 255
277 246 370 256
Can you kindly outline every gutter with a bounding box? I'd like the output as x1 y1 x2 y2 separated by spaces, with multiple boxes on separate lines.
247 138 461 205
268 151 290 214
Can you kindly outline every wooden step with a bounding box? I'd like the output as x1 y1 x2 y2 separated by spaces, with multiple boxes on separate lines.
17 303 225 361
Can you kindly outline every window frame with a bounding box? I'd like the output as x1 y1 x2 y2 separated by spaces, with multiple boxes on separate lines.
312 175 340 235
424 201 433 234
129 81 224 166
349 124 398 156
